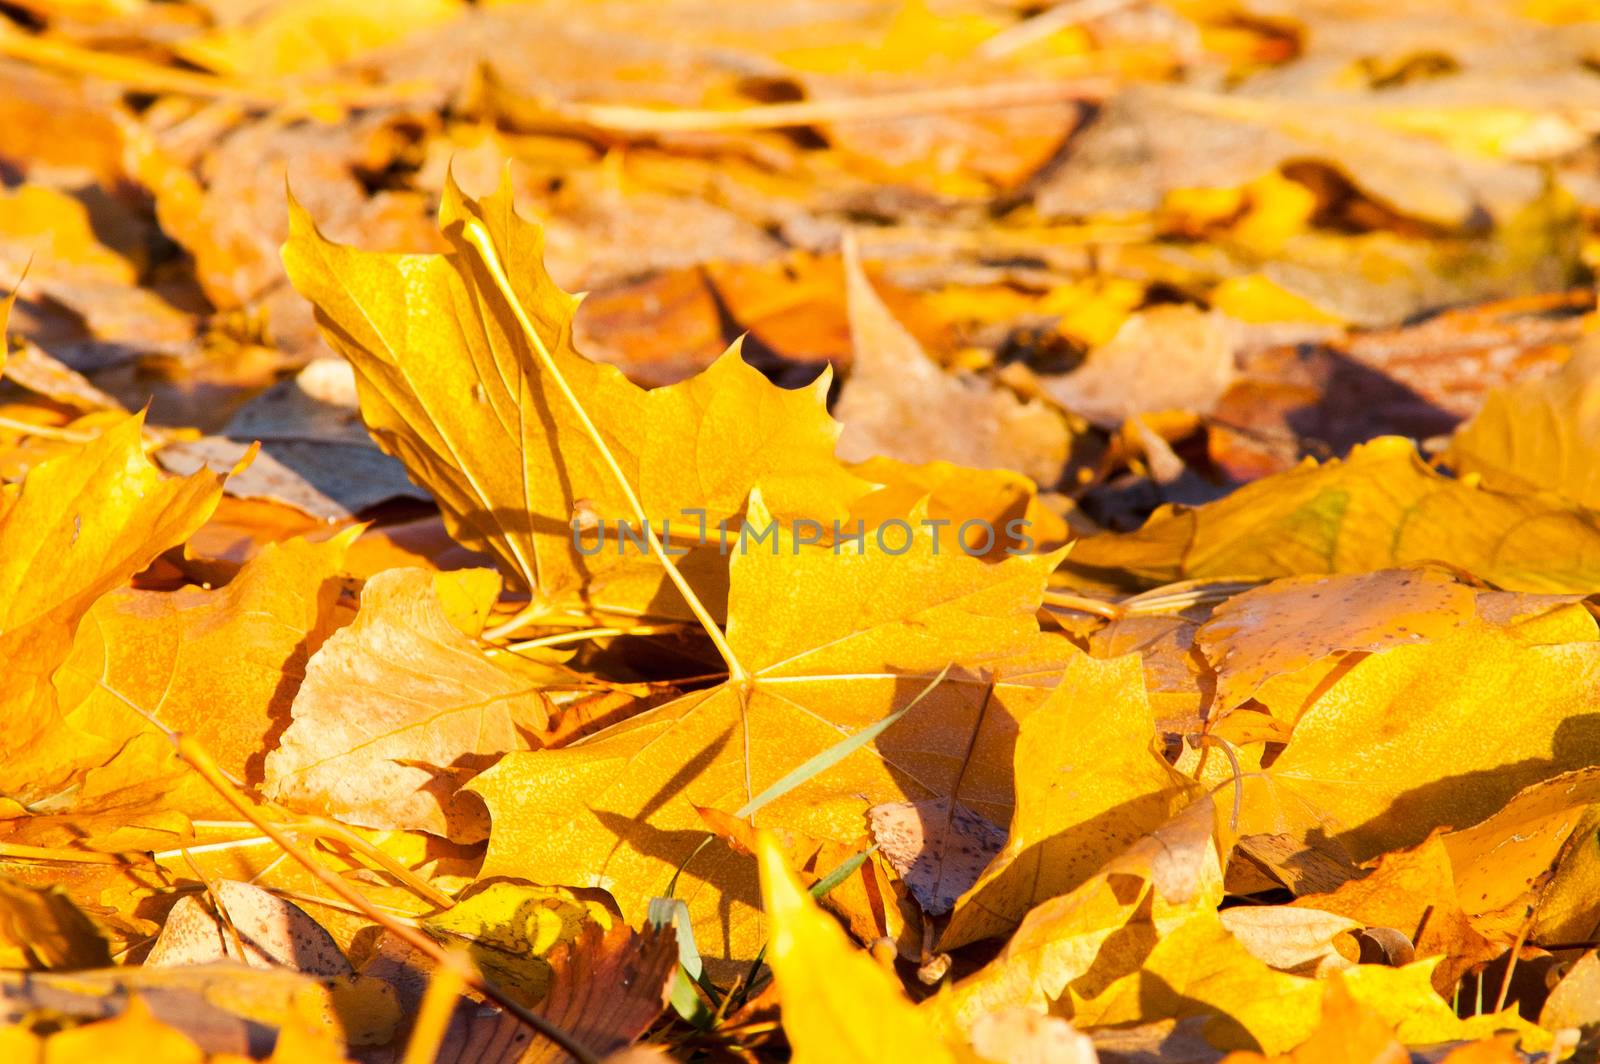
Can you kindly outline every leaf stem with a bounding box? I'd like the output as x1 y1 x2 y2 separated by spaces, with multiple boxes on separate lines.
0 842 155 866
458 216 748 685
1495 910 1535 1013
0 414 97 443
501 623 683 653
560 78 1110 133
1041 589 1123 620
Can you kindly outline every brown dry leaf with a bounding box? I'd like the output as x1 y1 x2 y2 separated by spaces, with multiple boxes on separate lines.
264 567 550 842
520 920 676 1063
145 879 351 977
835 233 1071 487
362 915 676 1064
1230 834 1362 898
1195 568 1477 715
1040 306 1237 429
159 360 429 521
1210 291 1587 480
867 798 1006 918
1 340 125 414
1216 907 1357 978
1539 949 1600 1031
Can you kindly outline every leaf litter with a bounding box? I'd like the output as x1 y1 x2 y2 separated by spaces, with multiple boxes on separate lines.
3 1 1600 1061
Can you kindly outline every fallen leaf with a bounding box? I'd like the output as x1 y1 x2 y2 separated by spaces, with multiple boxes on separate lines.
1539 949 1600 1031
1291 836 1496 995
1440 766 1600 946
1236 608 1600 861
0 875 112 970
1217 906 1358 978
470 493 1070 967
519 920 677 1064
55 530 355 802
1217 972 1406 1064
0 963 399 1054
867 798 1006 918
969 1007 1098 1064
1061 436 1600 594
1195 568 1477 716
1040 306 1237 429
757 831 960 1063
943 651 1198 949
282 176 870 620
835 233 1071 486
1446 338 1600 508
927 798 1224 1038
0 413 223 800
264 567 550 841
420 879 612 1006
145 879 352 977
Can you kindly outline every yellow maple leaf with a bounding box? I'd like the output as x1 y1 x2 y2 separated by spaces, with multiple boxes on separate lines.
1061 436 1600 594
282 176 870 623
756 831 959 1063
47 531 356 820
1446 338 1600 509
0 413 223 801
942 651 1197 949
1235 605 1600 860
927 798 1225 1038
470 492 1072 967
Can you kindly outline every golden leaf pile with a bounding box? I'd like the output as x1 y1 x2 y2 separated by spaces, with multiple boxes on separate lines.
5 1 1600 1061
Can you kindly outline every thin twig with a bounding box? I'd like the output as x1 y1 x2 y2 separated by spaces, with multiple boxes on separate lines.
179 847 250 963
978 0 1140 59
558 78 1110 134
0 842 155 866
1495 911 1536 1014
402 949 471 1064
